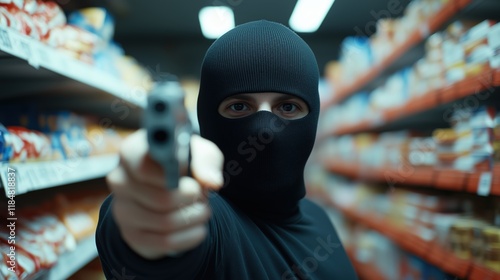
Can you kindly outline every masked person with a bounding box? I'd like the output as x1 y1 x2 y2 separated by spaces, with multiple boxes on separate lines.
96 20 358 280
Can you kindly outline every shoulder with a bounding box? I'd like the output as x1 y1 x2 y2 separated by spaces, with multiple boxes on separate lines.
206 192 243 232
299 198 338 231
207 191 234 216
300 197 329 217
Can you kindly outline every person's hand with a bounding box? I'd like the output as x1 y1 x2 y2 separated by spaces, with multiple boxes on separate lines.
106 129 224 260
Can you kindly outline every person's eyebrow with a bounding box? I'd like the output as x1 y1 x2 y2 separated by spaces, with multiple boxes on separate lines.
225 94 254 102
273 95 305 103
225 93 305 103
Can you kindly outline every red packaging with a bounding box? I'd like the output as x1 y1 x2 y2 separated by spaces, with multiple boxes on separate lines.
12 9 39 39
30 1 65 39
44 25 97 63
34 0 64 29
19 214 76 255
31 11 47 38
22 0 36 14
16 229 58 269
0 6 10 27
0 6 21 32
0 243 20 280
7 127 52 162
45 24 97 49
0 234 39 279
0 0 24 10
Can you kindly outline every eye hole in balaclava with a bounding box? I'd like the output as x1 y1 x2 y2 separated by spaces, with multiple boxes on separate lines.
197 20 320 216
217 92 310 120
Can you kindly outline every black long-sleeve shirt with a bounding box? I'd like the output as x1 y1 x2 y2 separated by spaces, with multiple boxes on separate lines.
96 192 358 280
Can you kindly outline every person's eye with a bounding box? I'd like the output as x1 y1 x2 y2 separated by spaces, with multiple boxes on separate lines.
280 103 297 112
274 101 308 119
278 103 300 114
229 103 248 111
219 98 255 119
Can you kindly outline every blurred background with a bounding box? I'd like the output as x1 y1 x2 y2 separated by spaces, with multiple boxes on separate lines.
1 0 500 279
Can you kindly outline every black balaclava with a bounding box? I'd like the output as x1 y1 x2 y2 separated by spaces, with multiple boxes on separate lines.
197 20 320 218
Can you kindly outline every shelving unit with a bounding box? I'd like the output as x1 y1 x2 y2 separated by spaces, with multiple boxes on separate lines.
26 236 98 280
314 0 500 279
345 248 385 280
1 9 145 277
321 0 500 110
0 26 147 108
322 69 500 137
320 0 471 109
0 154 119 196
310 188 500 280
323 160 500 196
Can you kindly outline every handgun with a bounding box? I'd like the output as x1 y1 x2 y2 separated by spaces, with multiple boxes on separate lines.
143 78 192 189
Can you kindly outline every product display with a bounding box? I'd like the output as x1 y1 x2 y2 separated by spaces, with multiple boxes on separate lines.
5 126 52 162
0 1 153 90
0 107 135 163
317 107 500 199
0 0 66 40
0 190 108 279
325 0 456 98
322 19 500 134
0 1 148 279
314 1 500 279
308 176 500 278
320 105 498 173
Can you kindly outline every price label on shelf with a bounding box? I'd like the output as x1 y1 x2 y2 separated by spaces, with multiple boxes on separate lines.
0 28 12 52
24 167 39 193
36 44 50 67
2 155 119 197
1 164 32 196
477 172 492 196
1 167 9 196
24 40 42 69
20 40 31 61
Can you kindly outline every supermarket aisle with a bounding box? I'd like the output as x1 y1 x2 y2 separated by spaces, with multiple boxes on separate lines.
310 0 500 279
0 0 499 279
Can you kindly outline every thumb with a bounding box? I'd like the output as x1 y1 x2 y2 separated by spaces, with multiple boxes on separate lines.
189 134 224 190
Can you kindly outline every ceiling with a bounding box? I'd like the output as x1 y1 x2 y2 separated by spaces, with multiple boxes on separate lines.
111 0 410 38
64 0 412 78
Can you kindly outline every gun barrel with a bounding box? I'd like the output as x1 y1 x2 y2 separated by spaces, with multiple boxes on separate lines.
144 80 192 189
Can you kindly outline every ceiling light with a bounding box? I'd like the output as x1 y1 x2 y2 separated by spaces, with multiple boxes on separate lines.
199 6 235 39
289 0 335 33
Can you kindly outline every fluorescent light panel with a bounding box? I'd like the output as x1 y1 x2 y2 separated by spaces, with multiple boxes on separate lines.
289 0 335 33
199 6 235 39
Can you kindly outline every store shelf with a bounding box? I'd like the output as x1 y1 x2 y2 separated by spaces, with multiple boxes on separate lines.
323 198 429 261
324 160 500 196
323 69 500 137
321 0 469 109
425 242 476 278
0 154 119 196
345 248 385 280
27 235 98 280
469 262 500 280
0 26 147 108
310 190 500 280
